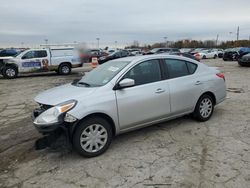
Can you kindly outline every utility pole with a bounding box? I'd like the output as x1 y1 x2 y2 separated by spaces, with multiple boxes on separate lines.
115 41 118 48
44 39 48 47
164 37 168 47
96 38 100 49
216 34 219 46
236 26 239 41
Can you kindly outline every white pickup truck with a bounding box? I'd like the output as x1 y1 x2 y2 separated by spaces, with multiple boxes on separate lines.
0 48 82 79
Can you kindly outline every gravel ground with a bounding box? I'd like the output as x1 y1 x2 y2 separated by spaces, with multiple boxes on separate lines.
0 59 249 188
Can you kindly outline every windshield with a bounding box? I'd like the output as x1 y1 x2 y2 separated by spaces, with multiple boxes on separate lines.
75 60 130 87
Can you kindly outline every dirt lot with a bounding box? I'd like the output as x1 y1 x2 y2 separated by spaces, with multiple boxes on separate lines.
0 59 249 188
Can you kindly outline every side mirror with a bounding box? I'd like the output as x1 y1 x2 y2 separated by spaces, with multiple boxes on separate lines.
114 78 135 90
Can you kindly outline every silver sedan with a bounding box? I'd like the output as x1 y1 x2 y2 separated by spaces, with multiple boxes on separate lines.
33 55 226 157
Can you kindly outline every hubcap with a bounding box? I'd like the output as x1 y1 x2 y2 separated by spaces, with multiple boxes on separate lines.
6 68 16 77
62 66 69 74
80 124 108 153
199 98 213 118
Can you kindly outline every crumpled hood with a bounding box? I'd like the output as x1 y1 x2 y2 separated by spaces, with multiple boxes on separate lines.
34 83 97 106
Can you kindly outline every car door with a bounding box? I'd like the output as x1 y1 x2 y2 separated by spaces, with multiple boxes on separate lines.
163 59 203 115
20 50 48 72
115 59 171 130
207 50 213 58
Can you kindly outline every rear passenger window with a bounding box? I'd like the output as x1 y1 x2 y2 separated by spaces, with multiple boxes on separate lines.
186 62 197 74
164 59 189 78
35 50 47 58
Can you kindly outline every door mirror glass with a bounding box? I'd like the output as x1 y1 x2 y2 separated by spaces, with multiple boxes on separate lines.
119 78 135 88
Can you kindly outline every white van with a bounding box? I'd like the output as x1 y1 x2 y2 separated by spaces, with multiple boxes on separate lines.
0 48 82 79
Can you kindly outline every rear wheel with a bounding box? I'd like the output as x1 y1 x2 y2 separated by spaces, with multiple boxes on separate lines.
202 55 206 59
193 94 214 122
58 63 71 75
213 55 217 59
2 66 18 79
73 117 113 157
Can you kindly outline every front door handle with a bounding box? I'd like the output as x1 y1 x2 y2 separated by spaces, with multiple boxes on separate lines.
155 88 165 94
195 81 203 85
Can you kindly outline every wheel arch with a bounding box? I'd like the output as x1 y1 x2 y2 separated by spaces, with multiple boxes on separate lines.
199 91 216 105
5 63 18 69
71 112 117 138
59 62 72 68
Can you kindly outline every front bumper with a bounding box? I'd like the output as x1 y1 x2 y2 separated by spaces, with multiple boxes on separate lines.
238 59 250 66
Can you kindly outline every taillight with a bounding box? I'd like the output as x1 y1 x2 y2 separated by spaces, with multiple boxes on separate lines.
216 73 225 81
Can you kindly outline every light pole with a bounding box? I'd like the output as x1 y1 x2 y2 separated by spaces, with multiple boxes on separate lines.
96 38 100 49
44 39 48 45
115 41 117 48
229 26 240 41
216 34 219 46
164 37 168 47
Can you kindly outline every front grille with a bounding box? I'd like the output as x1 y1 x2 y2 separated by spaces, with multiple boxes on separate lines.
33 104 53 118
39 104 53 111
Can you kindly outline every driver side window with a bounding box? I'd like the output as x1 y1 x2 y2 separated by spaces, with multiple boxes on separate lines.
123 60 161 86
22 51 35 59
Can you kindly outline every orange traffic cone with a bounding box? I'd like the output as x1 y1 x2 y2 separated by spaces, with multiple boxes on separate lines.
91 57 99 68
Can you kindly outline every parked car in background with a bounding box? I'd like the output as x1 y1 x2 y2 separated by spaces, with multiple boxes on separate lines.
98 50 130 64
106 48 119 54
238 53 250 66
223 47 250 61
223 48 239 61
190 48 205 55
0 48 21 57
126 48 143 56
0 48 81 79
216 49 224 58
79 49 108 63
144 48 180 55
0 49 23 64
170 52 200 61
238 47 250 58
32 55 226 157
196 49 218 59
180 48 194 53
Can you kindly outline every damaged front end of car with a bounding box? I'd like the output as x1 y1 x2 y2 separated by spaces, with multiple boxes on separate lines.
32 100 79 150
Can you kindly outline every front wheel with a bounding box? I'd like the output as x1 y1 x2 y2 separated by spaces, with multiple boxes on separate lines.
2 66 18 79
193 94 214 122
73 117 113 157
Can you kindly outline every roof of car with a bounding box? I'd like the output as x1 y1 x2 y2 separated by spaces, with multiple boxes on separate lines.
112 54 199 64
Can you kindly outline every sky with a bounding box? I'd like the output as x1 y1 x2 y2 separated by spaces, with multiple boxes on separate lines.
0 0 250 48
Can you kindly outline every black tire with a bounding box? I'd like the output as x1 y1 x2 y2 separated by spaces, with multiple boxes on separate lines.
58 63 71 75
213 55 217 59
238 62 243 67
202 55 206 59
2 66 18 79
193 94 214 122
73 117 113 157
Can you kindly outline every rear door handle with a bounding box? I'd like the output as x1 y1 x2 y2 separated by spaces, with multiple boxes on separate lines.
195 81 203 85
155 88 165 94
